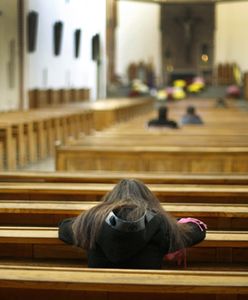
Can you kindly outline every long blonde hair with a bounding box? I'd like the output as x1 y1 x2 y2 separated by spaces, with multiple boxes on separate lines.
72 178 191 251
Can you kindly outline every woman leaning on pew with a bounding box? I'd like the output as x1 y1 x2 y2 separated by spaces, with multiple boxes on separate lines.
59 179 207 269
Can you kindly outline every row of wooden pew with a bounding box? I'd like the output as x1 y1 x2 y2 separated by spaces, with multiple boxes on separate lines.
0 172 247 299
46 99 248 298
55 99 248 173
1 181 248 204
0 199 247 230
216 63 238 85
1 226 247 267
0 98 153 170
28 88 90 109
0 267 247 300
1 170 248 184
1 97 248 299
0 171 247 229
0 106 93 170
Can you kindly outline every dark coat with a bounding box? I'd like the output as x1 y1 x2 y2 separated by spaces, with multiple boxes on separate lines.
147 119 178 128
59 212 206 269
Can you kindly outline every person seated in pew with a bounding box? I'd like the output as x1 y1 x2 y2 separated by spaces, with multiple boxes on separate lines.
215 97 228 108
59 179 207 269
180 105 204 125
147 106 179 129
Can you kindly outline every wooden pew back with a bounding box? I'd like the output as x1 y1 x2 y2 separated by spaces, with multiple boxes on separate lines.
55 99 248 173
0 200 247 230
0 227 247 268
0 265 247 300
0 182 248 204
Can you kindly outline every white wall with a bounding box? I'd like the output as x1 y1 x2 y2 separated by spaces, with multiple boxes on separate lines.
215 1 248 72
27 0 107 101
0 0 19 111
116 1 162 84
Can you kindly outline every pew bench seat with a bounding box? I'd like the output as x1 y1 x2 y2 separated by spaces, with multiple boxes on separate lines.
0 227 247 247
0 265 247 300
1 171 248 185
0 200 247 230
0 182 248 204
55 144 248 174
0 227 247 267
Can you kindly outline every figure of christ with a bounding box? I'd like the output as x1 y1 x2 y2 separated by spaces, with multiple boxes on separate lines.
174 7 202 63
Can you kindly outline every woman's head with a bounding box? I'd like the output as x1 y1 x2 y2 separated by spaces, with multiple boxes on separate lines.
72 179 191 251
102 178 161 211
72 179 163 249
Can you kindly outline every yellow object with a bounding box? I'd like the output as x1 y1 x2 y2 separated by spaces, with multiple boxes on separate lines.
233 64 242 86
132 79 149 93
173 79 186 88
157 89 167 101
173 87 186 100
187 82 204 93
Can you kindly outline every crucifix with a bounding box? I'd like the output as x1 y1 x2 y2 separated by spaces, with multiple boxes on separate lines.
174 7 202 63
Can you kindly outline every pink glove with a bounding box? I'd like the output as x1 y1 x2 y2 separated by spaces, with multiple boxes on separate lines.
178 217 207 231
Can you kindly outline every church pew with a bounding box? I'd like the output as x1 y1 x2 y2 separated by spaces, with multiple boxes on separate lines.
67 103 248 143
54 98 248 173
0 266 247 300
0 123 15 170
0 182 248 204
63 134 248 147
0 200 247 230
29 106 94 152
0 108 94 169
0 119 33 169
82 97 154 130
0 227 247 268
0 142 3 170
97 125 248 136
106 100 248 128
0 112 51 166
29 88 91 108
104 107 248 130
0 97 153 170
55 106 248 173
56 144 248 173
1 171 248 185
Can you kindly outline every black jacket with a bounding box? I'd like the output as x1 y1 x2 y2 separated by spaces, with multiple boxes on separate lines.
58 211 206 269
147 119 178 129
